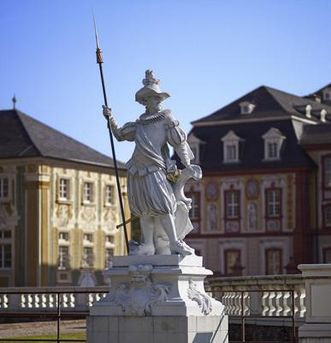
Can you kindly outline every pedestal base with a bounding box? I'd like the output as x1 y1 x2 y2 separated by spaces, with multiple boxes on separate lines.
299 323 331 343
87 255 228 343
88 315 228 343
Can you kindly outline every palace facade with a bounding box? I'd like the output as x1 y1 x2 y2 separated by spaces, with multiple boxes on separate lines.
184 83 331 276
0 109 129 286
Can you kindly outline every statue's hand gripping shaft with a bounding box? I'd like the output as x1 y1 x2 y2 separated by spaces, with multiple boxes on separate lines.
103 105 120 137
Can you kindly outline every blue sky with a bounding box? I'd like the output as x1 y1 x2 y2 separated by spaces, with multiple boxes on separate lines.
1 0 331 162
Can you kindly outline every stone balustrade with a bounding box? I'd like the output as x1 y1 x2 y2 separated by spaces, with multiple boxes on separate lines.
0 287 109 312
0 275 307 320
206 274 306 319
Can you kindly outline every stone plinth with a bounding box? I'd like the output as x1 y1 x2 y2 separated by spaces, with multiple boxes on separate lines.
87 255 228 343
298 264 331 343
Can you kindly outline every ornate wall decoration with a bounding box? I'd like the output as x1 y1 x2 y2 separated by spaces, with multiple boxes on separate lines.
225 221 240 233
108 264 169 316
80 206 97 224
187 279 212 315
207 203 218 231
55 204 73 228
247 202 258 231
246 179 259 200
206 181 219 201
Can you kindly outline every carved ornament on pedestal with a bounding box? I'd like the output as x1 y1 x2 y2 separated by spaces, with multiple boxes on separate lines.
108 264 169 316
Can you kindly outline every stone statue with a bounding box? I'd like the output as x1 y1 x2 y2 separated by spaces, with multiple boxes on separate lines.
103 70 201 256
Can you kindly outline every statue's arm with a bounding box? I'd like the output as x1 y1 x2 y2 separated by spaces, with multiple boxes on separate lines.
166 115 194 167
103 106 136 141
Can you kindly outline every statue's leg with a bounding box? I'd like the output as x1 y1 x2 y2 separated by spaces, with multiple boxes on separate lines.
138 215 155 255
159 214 193 256
153 217 171 255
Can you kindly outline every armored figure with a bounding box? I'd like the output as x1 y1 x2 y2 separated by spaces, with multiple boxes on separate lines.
103 70 201 256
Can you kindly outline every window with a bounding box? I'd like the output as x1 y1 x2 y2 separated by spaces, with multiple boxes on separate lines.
83 247 94 268
105 235 114 244
0 177 9 200
83 233 93 242
83 182 94 203
188 192 200 220
105 248 114 268
240 101 255 114
267 142 278 159
323 156 331 188
324 205 331 228
59 178 70 200
222 131 242 163
226 144 237 162
265 248 282 275
266 188 282 218
323 90 331 102
224 249 242 276
262 128 285 161
58 246 69 270
59 232 69 241
225 190 240 219
0 229 12 269
105 185 114 205
187 133 204 164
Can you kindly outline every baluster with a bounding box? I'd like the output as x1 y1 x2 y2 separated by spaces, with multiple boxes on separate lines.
223 292 230 315
299 286 306 318
0 294 9 309
49 293 55 309
27 294 33 308
243 292 250 316
262 291 269 316
275 291 283 316
34 294 40 308
282 291 291 316
69 293 75 308
268 291 276 316
234 292 241 316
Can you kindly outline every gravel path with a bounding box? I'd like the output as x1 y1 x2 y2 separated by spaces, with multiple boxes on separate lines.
0 320 86 338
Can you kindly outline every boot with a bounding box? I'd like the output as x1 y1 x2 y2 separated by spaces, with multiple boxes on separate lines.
170 240 194 256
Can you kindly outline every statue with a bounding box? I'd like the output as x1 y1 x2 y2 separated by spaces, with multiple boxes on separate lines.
103 70 201 256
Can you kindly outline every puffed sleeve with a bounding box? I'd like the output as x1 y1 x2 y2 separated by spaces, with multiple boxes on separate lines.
111 121 136 142
166 114 194 167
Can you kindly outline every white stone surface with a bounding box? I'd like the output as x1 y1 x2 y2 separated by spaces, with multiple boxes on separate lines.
88 255 228 342
103 70 201 257
298 264 331 343
88 315 228 343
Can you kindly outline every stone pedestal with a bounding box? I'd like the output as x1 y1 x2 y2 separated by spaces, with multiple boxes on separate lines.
87 255 228 343
298 264 331 343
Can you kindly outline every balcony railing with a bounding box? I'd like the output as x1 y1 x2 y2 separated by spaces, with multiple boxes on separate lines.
207 274 306 342
207 274 306 319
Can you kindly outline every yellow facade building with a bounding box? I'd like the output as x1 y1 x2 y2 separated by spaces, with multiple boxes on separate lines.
0 109 130 286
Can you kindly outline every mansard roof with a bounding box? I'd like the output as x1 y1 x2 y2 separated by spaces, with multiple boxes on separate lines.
190 120 315 173
0 109 125 169
193 85 331 124
300 123 331 146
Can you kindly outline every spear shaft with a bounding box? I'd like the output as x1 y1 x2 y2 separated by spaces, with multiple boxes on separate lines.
94 19 129 254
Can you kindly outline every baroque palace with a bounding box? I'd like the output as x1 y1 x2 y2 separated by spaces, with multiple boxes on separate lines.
0 108 129 286
184 83 331 276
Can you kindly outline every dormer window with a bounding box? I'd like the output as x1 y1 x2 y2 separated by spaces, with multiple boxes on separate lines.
187 133 205 164
221 130 243 163
320 109 327 123
240 101 255 114
305 104 312 118
323 89 331 102
262 128 285 161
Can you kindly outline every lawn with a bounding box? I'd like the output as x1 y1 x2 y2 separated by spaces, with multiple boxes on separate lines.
0 332 86 343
